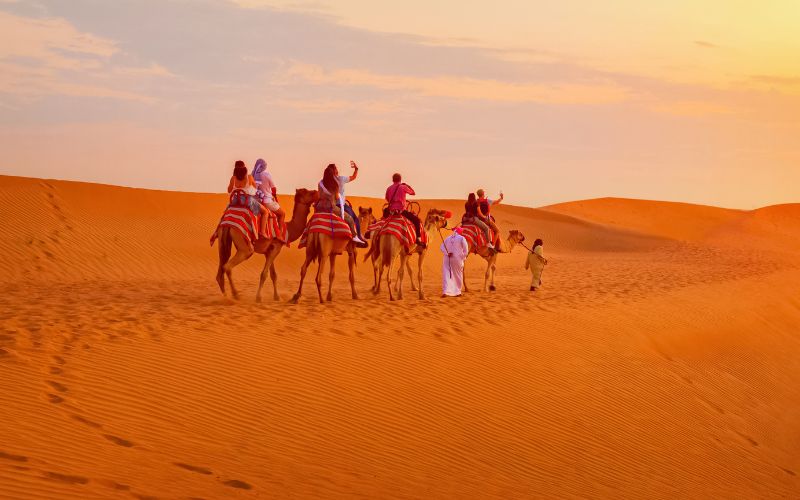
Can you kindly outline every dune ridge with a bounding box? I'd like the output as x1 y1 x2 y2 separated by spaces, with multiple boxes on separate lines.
1 175 798 499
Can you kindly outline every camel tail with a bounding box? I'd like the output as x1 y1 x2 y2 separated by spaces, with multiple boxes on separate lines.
363 240 376 262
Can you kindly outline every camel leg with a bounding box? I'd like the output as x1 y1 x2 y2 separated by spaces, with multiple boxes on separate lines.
462 256 470 293
417 250 426 300
290 250 314 304
270 263 279 301
396 254 406 300
386 253 396 301
326 253 335 302
372 252 380 292
224 244 253 300
489 260 498 292
216 229 231 296
348 249 359 300
256 248 271 303
315 251 328 304
406 258 417 291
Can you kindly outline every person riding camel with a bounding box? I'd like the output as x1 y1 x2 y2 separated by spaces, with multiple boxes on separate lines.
462 192 493 249
317 164 367 247
328 161 367 244
227 160 269 239
476 188 503 246
384 173 423 247
252 158 286 231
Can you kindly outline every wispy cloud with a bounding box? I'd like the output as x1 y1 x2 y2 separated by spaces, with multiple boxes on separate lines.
280 62 630 105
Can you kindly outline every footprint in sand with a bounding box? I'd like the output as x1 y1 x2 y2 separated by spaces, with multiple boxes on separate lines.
43 471 89 485
104 434 135 448
222 479 253 490
71 415 103 429
46 380 68 393
0 450 28 463
734 431 759 447
47 393 64 404
173 462 213 475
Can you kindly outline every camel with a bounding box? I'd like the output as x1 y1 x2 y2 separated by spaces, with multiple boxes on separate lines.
369 209 450 301
463 229 526 293
289 214 359 305
215 188 318 301
358 206 377 237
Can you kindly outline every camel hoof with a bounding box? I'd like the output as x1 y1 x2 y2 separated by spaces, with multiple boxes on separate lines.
289 295 299 304
326 294 333 302
352 294 359 300
273 294 281 302
255 295 262 304
489 285 496 292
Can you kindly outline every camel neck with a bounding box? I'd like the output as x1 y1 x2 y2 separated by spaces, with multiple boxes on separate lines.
287 202 311 243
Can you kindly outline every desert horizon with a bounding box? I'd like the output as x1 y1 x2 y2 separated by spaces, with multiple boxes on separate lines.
1 174 798 498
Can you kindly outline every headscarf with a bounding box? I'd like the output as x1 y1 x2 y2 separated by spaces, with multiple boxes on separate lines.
453 227 464 235
252 158 267 183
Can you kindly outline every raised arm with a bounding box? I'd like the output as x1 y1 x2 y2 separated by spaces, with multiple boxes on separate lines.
227 176 235 193
491 193 504 206
349 161 359 182
403 183 416 196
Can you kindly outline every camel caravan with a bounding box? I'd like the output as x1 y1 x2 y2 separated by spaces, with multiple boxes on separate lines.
211 160 543 303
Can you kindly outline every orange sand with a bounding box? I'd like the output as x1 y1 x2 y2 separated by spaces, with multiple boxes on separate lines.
0 176 798 499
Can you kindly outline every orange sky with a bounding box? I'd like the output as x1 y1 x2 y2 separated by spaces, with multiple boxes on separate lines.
1 0 798 208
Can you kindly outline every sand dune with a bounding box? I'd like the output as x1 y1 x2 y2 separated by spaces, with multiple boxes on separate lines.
1 175 798 499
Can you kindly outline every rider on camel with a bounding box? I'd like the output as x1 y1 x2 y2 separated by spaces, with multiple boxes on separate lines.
476 188 503 247
384 173 424 247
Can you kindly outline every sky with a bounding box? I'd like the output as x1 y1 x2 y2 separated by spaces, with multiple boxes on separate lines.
1 0 798 208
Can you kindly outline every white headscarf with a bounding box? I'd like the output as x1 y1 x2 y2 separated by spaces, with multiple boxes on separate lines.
252 158 267 184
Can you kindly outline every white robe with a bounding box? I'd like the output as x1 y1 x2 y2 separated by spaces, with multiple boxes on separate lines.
441 233 469 296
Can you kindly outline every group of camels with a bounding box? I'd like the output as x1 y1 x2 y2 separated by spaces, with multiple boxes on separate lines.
214 188 526 303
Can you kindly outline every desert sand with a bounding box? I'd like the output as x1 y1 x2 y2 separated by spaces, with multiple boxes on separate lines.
0 175 798 499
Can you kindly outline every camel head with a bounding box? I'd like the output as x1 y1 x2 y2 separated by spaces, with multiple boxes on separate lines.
294 188 319 206
508 229 526 245
423 208 451 231
358 206 377 227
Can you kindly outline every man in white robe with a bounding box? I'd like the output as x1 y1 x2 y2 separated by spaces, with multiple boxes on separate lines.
441 227 469 297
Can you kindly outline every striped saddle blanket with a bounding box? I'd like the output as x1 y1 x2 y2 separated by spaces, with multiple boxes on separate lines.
458 223 494 253
298 212 352 248
367 214 424 250
210 190 259 246
261 212 287 242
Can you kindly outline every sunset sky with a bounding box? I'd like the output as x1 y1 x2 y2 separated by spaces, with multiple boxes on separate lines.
1 0 798 208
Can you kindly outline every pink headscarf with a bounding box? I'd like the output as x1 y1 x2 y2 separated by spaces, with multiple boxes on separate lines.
453 227 464 235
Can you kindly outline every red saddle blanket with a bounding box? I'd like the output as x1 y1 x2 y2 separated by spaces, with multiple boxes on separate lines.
210 190 259 246
259 212 287 242
367 214 426 250
299 212 352 248
458 223 494 253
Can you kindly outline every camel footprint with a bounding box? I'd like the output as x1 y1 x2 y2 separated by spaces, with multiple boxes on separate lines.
172 462 253 490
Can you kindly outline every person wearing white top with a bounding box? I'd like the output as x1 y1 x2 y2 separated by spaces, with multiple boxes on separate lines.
440 227 469 297
333 161 366 244
252 158 285 230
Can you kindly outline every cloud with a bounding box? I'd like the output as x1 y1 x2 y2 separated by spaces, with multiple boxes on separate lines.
0 11 164 102
280 62 630 105
693 40 719 49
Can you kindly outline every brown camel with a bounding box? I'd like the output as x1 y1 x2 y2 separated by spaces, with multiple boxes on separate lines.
369 209 450 301
463 229 526 292
215 188 318 301
289 216 359 305
358 206 377 237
